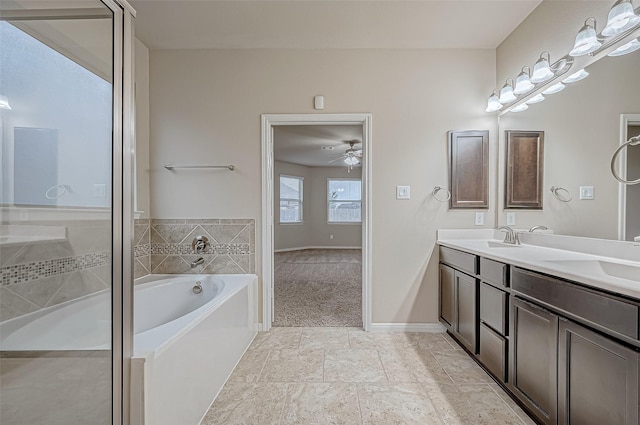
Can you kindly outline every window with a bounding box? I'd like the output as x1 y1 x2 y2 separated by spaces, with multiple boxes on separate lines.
328 179 362 223
279 175 303 223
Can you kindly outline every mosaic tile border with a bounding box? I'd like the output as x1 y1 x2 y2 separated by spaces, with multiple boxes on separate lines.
134 244 150 258
1 251 110 286
150 243 250 256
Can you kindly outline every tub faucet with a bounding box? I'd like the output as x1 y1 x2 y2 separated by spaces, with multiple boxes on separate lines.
497 226 520 245
190 257 204 268
529 225 548 232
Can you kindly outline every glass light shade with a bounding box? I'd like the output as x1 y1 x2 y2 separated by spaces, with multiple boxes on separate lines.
570 20 602 56
485 92 503 112
526 93 545 104
563 69 589 83
0 95 11 110
608 38 640 56
542 82 566 94
602 0 640 37
511 103 529 113
499 81 517 103
514 69 535 94
530 57 555 83
344 156 359 166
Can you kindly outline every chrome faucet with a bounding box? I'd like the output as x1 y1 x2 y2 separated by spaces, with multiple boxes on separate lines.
191 235 209 254
190 257 205 268
529 225 548 232
497 226 520 245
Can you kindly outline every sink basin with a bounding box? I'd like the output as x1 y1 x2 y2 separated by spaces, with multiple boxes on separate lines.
545 259 640 282
486 241 522 248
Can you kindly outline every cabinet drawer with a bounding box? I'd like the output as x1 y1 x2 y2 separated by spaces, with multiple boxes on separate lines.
479 323 507 382
511 267 639 340
480 282 507 335
439 246 477 275
480 257 508 288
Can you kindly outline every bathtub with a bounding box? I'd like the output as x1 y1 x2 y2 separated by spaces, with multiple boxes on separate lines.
0 273 257 425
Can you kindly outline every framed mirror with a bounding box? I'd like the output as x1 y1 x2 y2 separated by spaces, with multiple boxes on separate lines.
504 130 544 209
448 130 489 209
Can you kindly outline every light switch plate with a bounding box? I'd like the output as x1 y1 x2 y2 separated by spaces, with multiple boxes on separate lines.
475 212 484 226
579 186 594 200
506 212 516 225
396 186 410 200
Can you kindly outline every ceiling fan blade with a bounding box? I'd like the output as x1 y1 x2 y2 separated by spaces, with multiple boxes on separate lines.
328 156 347 163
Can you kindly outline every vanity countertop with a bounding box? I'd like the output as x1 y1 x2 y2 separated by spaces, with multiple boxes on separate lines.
437 229 640 300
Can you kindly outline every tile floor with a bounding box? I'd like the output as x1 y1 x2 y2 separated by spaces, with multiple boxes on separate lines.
201 328 536 425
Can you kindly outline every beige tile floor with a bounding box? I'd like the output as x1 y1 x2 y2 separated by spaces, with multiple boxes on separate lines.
201 328 536 425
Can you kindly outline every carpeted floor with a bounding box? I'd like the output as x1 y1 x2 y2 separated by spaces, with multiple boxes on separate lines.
273 249 362 327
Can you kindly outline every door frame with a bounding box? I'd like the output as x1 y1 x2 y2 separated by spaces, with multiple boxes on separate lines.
618 113 640 241
261 113 372 331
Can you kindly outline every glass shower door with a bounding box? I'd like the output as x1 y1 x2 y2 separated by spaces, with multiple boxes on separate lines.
0 2 123 424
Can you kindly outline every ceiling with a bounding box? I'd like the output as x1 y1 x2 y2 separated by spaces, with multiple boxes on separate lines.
274 125 363 167
130 0 542 50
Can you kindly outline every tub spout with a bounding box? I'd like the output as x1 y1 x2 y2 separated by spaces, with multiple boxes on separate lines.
191 257 204 268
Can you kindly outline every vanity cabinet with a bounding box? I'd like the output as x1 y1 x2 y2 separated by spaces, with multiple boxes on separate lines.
439 247 478 353
558 318 638 425
509 297 558 425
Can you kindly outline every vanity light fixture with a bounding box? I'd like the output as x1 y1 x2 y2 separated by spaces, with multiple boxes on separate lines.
602 0 640 36
511 103 529 113
530 52 556 83
514 66 535 94
485 90 503 112
542 82 566 95
499 78 517 103
563 69 589 83
608 37 640 55
0 95 11 110
526 93 545 104
570 18 602 56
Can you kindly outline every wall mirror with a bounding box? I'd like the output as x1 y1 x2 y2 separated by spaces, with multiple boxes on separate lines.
504 130 544 209
448 130 489 209
497 44 640 241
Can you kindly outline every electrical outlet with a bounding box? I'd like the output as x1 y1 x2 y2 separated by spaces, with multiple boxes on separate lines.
329 234 334 240
475 212 484 226
579 186 594 200
506 212 516 226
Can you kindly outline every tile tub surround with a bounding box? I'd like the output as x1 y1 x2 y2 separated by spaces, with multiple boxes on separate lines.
134 218 151 280
1 220 112 322
145 218 255 276
202 327 535 425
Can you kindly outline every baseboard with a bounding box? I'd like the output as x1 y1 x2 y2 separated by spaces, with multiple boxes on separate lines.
368 323 446 333
274 246 362 253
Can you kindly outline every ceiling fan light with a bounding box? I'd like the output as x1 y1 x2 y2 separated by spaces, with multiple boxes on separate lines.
563 69 589 83
344 156 359 166
485 91 503 112
0 95 12 110
608 38 640 56
530 54 555 83
526 93 545 104
511 103 529 113
514 67 535 94
499 79 517 104
542 82 566 95
602 0 640 36
570 18 602 56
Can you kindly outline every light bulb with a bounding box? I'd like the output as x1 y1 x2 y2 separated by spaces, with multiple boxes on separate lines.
344 156 359 166
0 95 11 110
602 0 640 37
608 38 640 56
485 91 503 112
499 79 517 104
570 18 602 56
531 53 555 83
514 67 535 94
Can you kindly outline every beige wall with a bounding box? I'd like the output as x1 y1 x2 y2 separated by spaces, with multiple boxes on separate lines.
627 126 640 241
496 1 640 239
274 161 362 251
147 48 497 324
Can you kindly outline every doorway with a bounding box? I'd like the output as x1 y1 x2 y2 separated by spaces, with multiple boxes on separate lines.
261 114 372 331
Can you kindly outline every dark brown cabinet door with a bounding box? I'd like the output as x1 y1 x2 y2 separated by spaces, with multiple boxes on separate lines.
439 264 455 331
509 297 558 425
455 271 478 353
558 319 639 425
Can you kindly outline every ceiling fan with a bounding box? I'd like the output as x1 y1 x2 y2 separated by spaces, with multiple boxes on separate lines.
328 141 363 170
